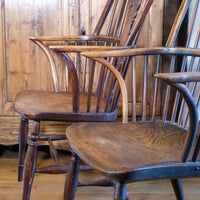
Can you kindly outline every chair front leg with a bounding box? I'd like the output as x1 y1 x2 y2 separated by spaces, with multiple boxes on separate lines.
114 181 127 200
171 179 184 200
64 154 80 200
22 121 40 200
18 117 28 182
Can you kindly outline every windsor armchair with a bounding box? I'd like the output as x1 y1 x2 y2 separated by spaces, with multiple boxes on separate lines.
14 0 154 199
65 0 200 199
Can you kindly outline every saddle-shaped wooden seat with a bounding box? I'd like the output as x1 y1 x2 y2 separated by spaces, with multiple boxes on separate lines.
67 121 188 176
15 91 112 121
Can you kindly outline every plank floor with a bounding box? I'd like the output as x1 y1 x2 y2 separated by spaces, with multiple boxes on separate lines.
0 146 200 200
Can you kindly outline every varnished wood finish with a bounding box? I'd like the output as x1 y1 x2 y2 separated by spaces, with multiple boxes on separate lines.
67 121 188 175
65 0 200 199
49 45 125 52
114 182 127 200
22 122 40 200
15 91 116 121
81 47 200 58
154 72 200 83
64 154 80 200
171 179 184 200
18 117 28 182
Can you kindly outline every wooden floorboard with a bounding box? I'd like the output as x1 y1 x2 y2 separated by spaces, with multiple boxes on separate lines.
0 148 200 200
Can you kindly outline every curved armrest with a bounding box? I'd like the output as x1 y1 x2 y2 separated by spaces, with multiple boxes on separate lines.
154 72 200 83
49 45 131 53
30 35 120 43
81 47 200 58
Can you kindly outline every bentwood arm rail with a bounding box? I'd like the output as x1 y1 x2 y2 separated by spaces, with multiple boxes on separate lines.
154 72 200 83
30 35 120 43
29 36 121 92
81 47 200 58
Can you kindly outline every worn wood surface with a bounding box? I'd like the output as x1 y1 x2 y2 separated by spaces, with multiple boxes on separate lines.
155 72 200 83
0 0 164 145
15 91 111 119
67 121 188 174
1 149 200 200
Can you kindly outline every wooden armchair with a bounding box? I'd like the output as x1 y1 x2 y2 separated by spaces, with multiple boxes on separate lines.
64 0 200 199
13 0 154 199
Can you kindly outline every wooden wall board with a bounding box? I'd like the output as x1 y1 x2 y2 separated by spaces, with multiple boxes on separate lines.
0 0 5 114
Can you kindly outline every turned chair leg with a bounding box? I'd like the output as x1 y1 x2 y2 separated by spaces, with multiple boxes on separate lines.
64 154 80 200
22 121 40 200
18 117 28 182
113 181 127 200
171 179 184 200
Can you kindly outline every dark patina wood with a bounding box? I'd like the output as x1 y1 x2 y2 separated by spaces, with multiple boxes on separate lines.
65 0 200 199
14 0 154 199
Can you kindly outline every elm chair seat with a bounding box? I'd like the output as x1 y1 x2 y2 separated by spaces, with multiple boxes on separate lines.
15 91 113 122
66 121 188 178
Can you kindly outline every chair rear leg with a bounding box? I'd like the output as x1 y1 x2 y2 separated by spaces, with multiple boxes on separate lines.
22 121 40 200
64 154 80 200
18 117 28 182
171 179 184 200
114 181 127 200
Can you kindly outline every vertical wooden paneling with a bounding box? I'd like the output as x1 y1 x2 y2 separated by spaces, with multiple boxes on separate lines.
32 0 63 90
0 0 5 114
80 0 90 34
63 0 80 35
3 0 65 115
5 0 35 103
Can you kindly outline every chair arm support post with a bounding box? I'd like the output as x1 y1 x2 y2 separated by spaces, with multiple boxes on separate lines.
93 58 128 123
60 52 79 113
30 39 60 92
168 83 198 162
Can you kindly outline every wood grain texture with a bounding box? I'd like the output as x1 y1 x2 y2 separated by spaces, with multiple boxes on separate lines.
66 121 187 174
154 72 200 83
49 45 123 52
0 0 5 115
30 35 120 42
14 90 117 121
81 47 200 58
